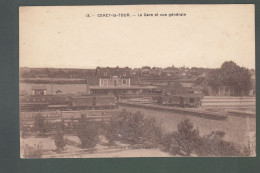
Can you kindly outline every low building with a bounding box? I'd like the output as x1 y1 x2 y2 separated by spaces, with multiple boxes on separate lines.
206 85 235 96
31 85 47 96
161 81 202 95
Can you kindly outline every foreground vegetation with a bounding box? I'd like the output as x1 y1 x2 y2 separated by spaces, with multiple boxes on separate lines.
21 110 251 158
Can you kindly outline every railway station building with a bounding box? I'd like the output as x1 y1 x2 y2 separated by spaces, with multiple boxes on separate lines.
87 67 161 98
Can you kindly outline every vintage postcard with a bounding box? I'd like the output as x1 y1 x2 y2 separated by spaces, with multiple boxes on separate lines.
19 5 255 158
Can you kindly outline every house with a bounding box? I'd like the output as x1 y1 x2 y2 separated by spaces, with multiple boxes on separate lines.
195 77 235 96
31 85 47 96
205 85 235 96
161 81 203 95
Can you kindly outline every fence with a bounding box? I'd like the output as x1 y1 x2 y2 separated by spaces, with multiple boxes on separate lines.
20 109 119 128
201 96 255 110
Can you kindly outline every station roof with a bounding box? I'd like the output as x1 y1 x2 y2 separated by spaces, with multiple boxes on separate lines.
171 94 203 98
89 86 158 90
31 85 47 90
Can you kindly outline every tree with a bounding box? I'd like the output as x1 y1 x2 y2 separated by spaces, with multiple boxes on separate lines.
172 119 201 156
207 69 222 89
76 116 99 149
207 61 252 96
33 113 51 136
220 61 252 95
54 129 66 151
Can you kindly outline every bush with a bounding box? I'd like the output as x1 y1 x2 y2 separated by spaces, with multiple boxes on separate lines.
161 133 174 152
196 131 250 156
23 144 44 158
104 119 119 145
141 116 162 148
171 119 201 156
21 126 31 138
33 113 52 136
54 130 66 151
76 116 99 149
105 110 162 147
162 119 250 156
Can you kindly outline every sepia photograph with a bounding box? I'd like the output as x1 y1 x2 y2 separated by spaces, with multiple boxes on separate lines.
19 5 255 158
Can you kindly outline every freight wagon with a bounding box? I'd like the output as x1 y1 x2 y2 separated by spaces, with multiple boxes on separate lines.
20 94 117 111
157 94 202 108
70 95 117 109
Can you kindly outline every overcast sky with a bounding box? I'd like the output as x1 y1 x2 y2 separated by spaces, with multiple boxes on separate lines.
20 5 255 69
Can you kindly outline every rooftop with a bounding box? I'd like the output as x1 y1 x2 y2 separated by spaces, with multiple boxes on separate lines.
95 67 131 78
31 85 47 90
89 86 158 90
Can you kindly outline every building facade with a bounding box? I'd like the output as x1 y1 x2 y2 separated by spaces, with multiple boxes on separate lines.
87 67 161 97
96 67 131 87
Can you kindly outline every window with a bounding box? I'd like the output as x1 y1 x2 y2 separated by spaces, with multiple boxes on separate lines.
114 80 117 86
104 72 107 76
189 98 195 103
104 79 108 86
123 79 127 85
123 72 126 76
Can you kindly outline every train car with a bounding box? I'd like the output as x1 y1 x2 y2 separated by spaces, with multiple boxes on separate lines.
157 95 181 106
94 95 117 109
70 95 117 109
47 95 71 110
178 94 201 108
70 96 95 109
157 94 202 108
20 91 118 111
20 95 49 111
20 98 49 110
20 94 71 111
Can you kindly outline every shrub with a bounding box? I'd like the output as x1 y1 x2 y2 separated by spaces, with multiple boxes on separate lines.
105 119 119 145
164 119 250 156
33 113 52 136
171 119 201 156
196 131 250 157
23 144 44 158
76 116 99 149
141 116 162 147
54 130 66 151
105 110 162 147
21 126 31 138
161 133 174 152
